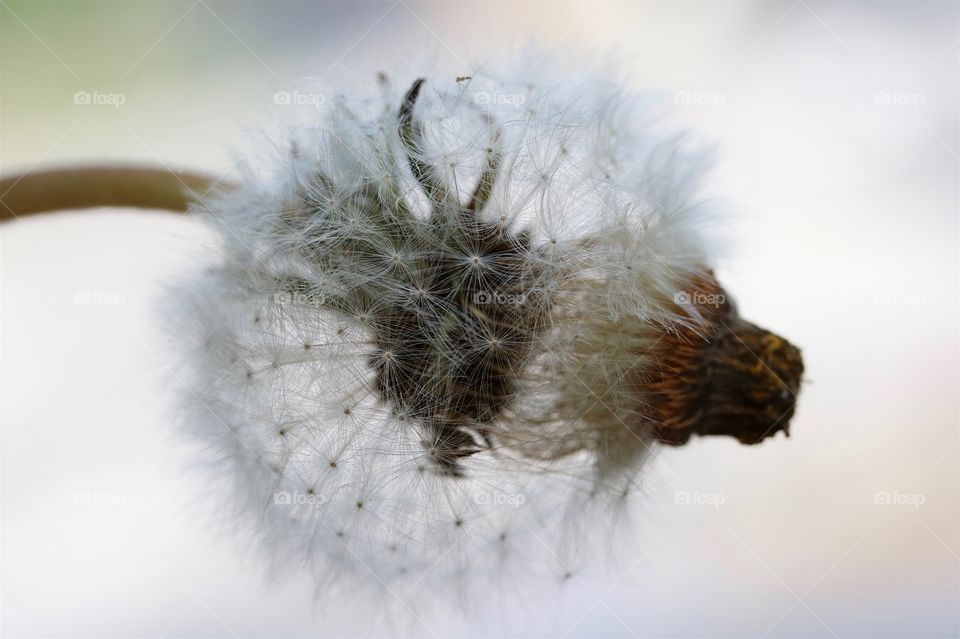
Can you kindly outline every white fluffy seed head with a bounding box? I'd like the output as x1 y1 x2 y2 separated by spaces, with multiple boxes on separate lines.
168 57 719 599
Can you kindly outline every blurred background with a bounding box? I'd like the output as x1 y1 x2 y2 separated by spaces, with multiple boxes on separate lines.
1 1 957 637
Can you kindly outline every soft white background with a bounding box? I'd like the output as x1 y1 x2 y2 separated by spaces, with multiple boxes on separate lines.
2 1 957 637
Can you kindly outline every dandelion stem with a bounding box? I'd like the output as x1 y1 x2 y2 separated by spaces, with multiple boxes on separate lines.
0 165 231 220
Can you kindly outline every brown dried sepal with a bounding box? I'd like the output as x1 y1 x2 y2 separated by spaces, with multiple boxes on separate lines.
646 274 803 446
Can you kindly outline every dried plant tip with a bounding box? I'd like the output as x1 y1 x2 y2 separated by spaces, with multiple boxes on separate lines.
466 111 503 214
398 78 452 206
647 274 803 446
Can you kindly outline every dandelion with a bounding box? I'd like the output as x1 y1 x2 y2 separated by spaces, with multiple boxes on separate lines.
0 58 803 598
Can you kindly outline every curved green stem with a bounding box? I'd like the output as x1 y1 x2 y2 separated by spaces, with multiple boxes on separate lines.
0 165 232 221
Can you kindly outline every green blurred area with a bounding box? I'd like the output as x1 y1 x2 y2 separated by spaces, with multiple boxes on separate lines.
0 1 390 168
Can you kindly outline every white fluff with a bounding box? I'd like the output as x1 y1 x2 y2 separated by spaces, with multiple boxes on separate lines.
168 57 718 600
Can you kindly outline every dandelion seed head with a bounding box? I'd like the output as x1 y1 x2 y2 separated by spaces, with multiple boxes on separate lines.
169 55 737 598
